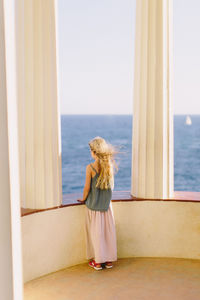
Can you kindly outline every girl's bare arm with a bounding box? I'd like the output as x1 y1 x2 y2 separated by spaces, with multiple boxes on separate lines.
77 165 91 202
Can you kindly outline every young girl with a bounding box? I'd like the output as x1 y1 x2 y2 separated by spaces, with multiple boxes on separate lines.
77 136 118 270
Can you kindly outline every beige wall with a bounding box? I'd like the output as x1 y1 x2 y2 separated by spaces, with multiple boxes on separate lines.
22 206 86 282
22 201 200 283
114 201 200 259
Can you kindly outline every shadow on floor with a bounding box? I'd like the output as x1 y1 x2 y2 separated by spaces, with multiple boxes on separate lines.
24 257 200 300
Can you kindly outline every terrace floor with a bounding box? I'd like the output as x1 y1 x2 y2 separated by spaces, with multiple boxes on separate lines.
24 257 200 300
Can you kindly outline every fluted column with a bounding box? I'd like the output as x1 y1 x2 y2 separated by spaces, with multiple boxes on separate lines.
16 0 62 209
131 0 174 199
0 0 23 299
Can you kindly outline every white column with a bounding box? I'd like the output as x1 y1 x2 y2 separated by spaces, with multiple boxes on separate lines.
131 0 174 199
16 0 62 209
0 0 23 299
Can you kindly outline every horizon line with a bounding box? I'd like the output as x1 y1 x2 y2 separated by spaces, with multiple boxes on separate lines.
60 113 200 116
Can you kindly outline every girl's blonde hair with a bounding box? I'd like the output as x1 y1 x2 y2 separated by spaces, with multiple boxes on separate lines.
89 136 118 190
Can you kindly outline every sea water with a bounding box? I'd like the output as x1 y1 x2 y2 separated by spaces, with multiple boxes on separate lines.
61 115 200 194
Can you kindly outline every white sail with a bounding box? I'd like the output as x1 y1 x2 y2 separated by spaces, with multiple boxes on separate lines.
186 115 192 125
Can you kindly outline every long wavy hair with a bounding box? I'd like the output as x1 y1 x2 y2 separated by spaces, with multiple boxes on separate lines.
89 136 118 190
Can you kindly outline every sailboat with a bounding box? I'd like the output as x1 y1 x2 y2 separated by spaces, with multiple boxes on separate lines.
185 115 192 125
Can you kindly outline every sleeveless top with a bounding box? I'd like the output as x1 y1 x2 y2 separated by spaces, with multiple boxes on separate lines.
85 164 112 211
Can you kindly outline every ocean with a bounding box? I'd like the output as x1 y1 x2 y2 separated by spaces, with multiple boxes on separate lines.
61 115 200 194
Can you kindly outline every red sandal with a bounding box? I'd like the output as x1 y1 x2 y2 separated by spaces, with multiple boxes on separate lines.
88 260 102 270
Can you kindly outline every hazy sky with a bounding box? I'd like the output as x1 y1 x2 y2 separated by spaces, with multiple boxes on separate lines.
57 0 200 115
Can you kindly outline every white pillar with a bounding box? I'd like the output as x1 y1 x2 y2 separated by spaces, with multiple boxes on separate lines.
0 0 23 299
16 0 62 209
131 0 174 199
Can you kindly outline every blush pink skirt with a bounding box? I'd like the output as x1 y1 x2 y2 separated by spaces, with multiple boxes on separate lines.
85 203 117 264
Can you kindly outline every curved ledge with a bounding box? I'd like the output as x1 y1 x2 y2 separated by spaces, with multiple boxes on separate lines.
21 197 200 282
21 191 200 217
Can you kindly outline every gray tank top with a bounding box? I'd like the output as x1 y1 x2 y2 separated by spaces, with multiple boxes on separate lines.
85 164 112 211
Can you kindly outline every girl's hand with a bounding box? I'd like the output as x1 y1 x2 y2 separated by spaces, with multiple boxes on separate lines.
77 199 85 203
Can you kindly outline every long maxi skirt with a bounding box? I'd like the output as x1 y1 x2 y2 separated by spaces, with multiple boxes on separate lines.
85 203 117 263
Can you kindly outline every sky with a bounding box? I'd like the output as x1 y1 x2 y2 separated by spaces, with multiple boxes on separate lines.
57 0 200 115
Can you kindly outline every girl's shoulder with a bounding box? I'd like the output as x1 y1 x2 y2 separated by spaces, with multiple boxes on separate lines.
86 164 92 170
86 163 96 172
89 163 99 174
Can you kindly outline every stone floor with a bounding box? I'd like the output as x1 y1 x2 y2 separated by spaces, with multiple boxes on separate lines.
24 257 200 300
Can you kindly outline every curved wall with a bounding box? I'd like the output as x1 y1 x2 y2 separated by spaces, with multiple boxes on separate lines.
22 201 200 283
